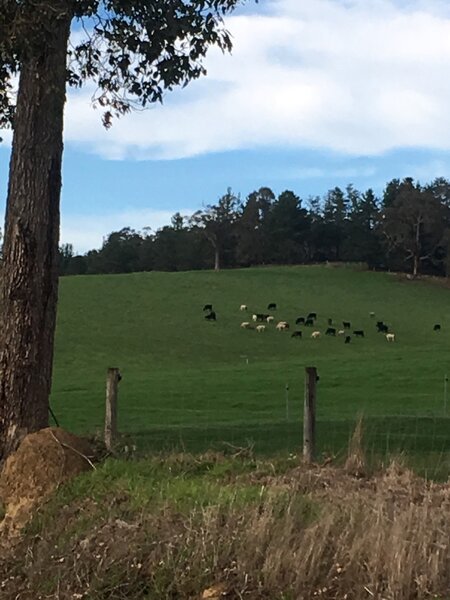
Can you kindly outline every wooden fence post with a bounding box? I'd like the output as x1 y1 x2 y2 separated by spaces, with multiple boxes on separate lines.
105 367 121 451
303 366 317 464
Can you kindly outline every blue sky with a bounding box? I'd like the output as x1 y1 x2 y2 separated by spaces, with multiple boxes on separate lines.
2 0 450 253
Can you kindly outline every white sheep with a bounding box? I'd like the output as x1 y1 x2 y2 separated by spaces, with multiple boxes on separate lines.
266 316 274 323
386 333 395 342
311 331 321 339
276 321 289 331
241 322 251 329
252 314 258 322
240 304 247 311
256 325 266 333
337 329 345 336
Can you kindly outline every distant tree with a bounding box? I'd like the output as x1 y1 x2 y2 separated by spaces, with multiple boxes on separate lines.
236 187 275 266
343 187 381 265
138 227 155 272
98 227 143 273
265 190 309 264
152 226 182 271
152 213 207 271
254 186 276 220
426 177 450 207
0 0 244 460
321 186 349 260
426 178 450 276
382 178 403 208
191 188 241 271
380 179 448 276
304 195 323 261
65 254 88 276
58 243 74 275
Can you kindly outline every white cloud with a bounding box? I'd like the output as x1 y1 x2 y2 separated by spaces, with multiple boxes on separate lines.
60 0 450 160
61 208 193 254
288 166 378 180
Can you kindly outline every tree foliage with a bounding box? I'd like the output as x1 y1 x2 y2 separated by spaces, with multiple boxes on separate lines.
61 177 450 279
380 178 450 276
191 188 241 270
0 0 244 129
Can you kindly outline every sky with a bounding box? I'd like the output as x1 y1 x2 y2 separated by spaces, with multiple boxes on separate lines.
2 0 450 253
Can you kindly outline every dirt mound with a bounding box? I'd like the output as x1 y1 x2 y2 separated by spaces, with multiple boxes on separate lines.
0 427 94 535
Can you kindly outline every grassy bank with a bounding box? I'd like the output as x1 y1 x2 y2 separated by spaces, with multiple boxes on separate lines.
2 452 449 599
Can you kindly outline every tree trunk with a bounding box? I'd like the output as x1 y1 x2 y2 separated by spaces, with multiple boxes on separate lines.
413 254 419 277
413 218 421 277
214 246 220 271
0 5 72 461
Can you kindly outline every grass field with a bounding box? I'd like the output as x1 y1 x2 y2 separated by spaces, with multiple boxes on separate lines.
51 265 450 472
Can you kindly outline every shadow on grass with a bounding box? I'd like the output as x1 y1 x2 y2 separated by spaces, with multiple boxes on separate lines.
128 415 450 471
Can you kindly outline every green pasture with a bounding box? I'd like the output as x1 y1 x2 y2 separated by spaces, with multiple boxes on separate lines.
51 265 450 471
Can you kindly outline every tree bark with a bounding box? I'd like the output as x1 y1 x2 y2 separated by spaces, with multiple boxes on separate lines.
214 246 220 271
413 217 421 277
0 4 72 461
413 254 419 277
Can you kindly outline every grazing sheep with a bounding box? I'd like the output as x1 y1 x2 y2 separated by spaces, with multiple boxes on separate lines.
240 322 251 329
305 318 314 327
434 324 441 331
337 329 345 336
386 333 395 342
268 302 277 310
344 335 351 344
311 331 321 339
353 330 364 337
253 313 268 322
295 316 305 325
343 321 351 329
325 327 336 336
203 304 212 311
266 316 275 323
307 312 317 320
370 312 375 318
205 311 216 321
240 304 247 311
256 325 266 333
276 321 289 331
291 331 302 338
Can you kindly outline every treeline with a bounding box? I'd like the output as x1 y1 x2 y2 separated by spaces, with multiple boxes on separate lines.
59 177 450 277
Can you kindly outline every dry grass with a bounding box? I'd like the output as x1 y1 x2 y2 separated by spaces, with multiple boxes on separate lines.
1 452 449 600
344 415 366 478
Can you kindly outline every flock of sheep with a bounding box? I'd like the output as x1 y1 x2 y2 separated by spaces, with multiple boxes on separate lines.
203 303 442 343
235 303 394 343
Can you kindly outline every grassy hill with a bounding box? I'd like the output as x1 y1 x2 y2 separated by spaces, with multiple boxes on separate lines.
51 265 450 470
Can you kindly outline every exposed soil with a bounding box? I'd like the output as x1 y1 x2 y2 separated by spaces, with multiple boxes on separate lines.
0 427 94 537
